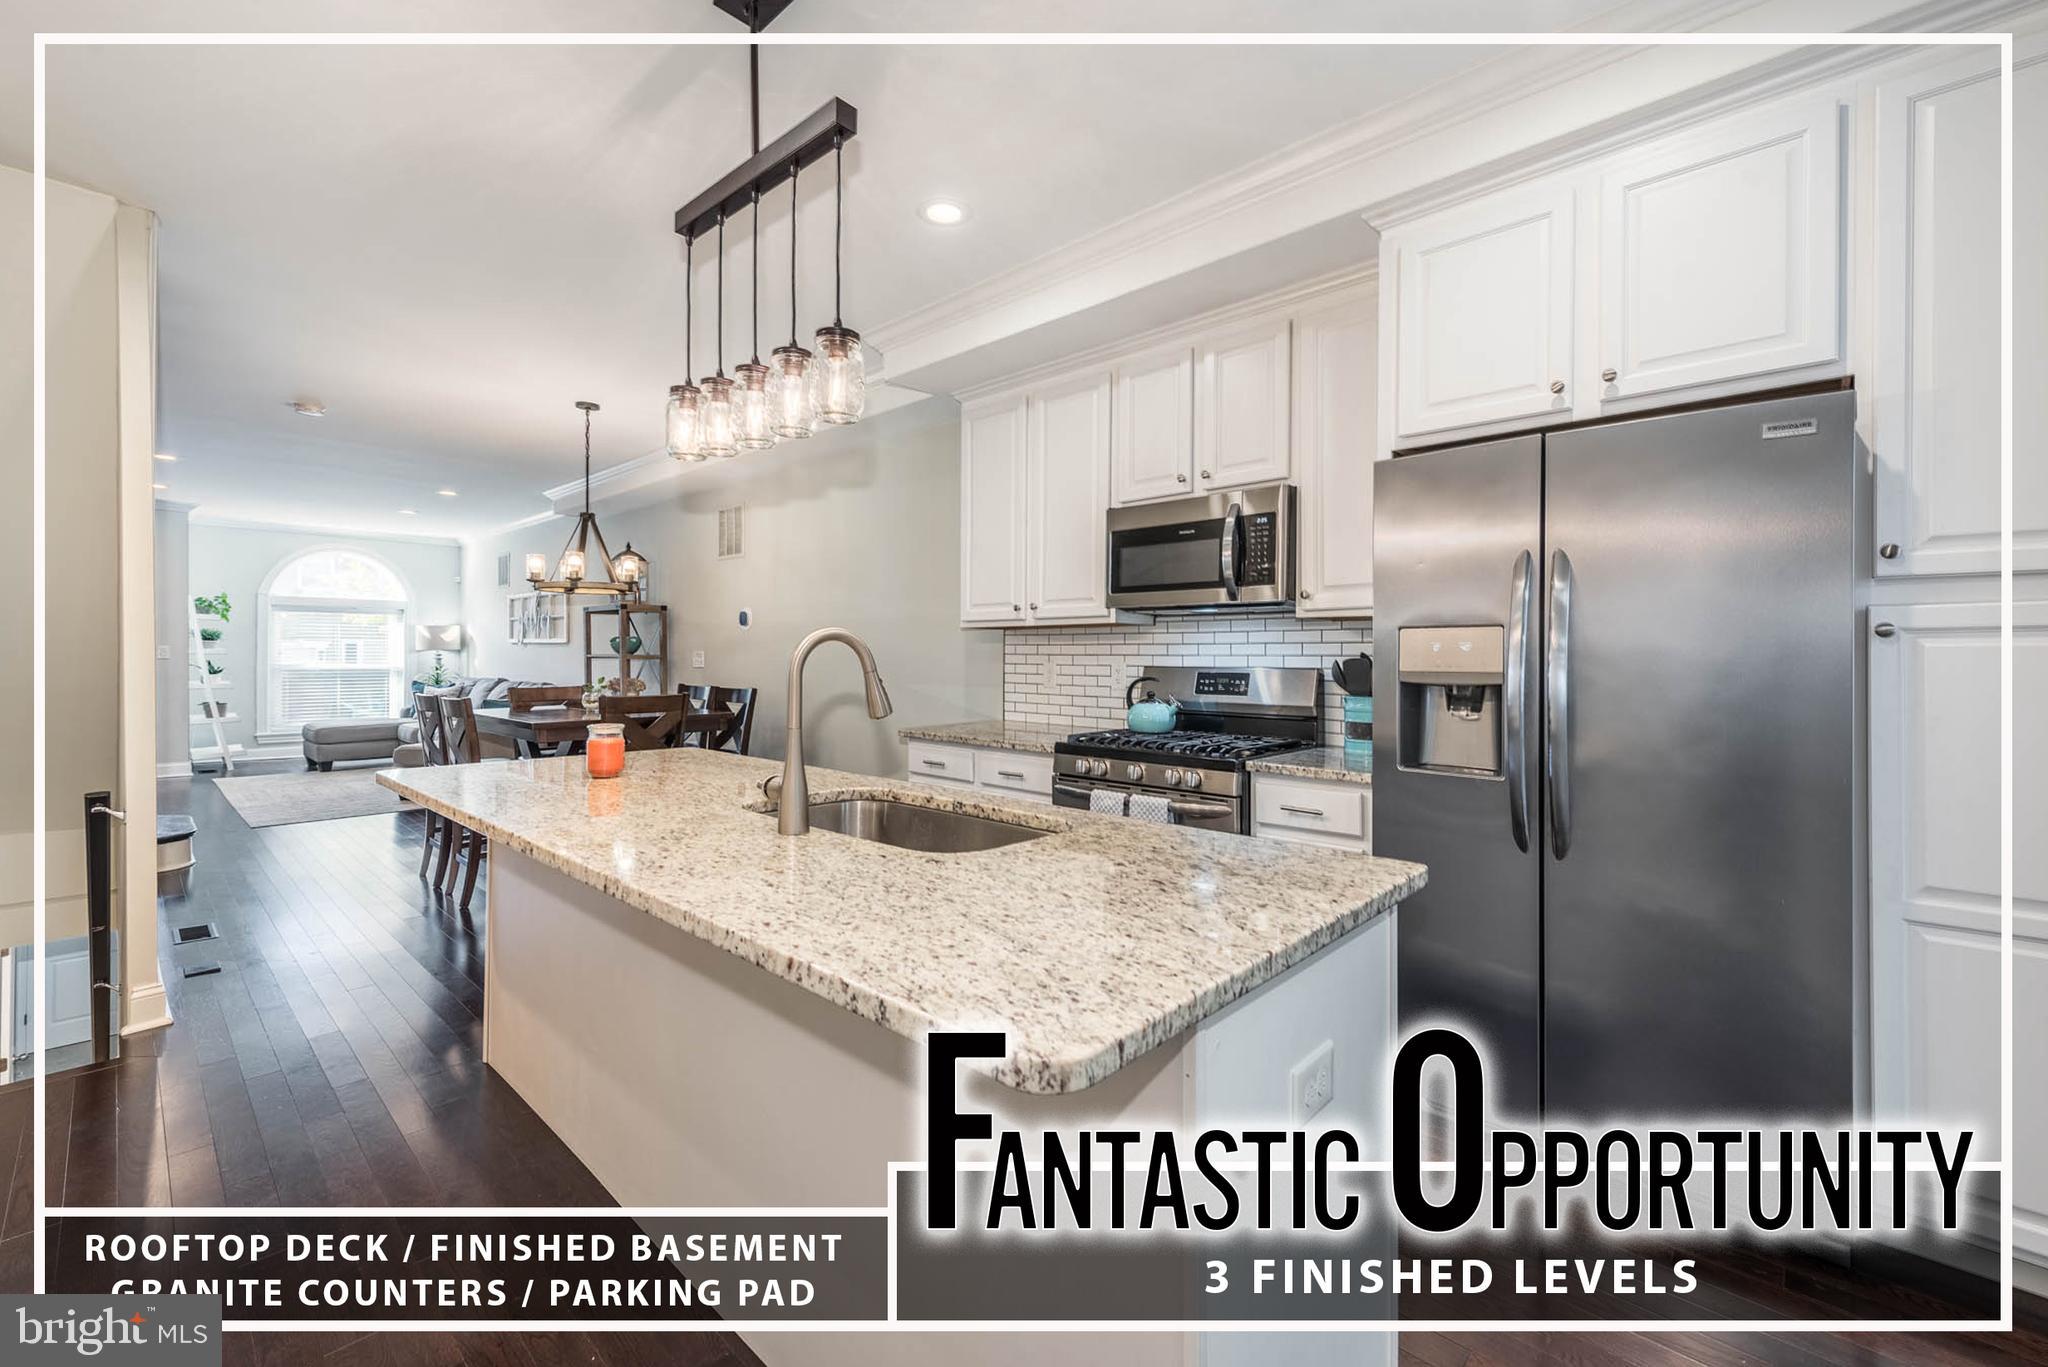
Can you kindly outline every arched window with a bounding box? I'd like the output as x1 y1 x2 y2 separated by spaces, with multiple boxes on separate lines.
262 548 411 731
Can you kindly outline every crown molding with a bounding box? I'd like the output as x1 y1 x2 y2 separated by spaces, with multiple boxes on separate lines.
186 513 461 548
952 262 1377 407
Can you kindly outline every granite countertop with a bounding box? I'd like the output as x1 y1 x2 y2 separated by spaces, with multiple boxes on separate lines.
379 750 1423 1094
896 719 1071 754
1246 746 1375 786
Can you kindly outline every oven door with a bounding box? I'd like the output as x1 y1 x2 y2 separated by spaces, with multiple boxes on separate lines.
1053 779 1244 833
1106 486 1293 610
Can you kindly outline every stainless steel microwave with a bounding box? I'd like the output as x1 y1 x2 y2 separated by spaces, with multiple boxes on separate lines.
1105 485 1296 610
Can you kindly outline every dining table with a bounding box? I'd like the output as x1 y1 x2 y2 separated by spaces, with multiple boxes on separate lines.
475 702 732 758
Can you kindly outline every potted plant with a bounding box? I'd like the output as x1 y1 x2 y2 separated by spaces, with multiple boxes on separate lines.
206 660 225 677
199 626 223 642
193 592 232 621
582 678 608 709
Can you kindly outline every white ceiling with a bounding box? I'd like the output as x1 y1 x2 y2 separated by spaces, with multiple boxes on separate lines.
19 0 1689 539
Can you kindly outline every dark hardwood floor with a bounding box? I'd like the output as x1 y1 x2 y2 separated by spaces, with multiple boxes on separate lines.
6 756 2043 1365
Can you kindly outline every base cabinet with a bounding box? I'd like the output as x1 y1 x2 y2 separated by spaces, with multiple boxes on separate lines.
1250 775 1372 853
904 741 1053 804
1869 600 2048 1272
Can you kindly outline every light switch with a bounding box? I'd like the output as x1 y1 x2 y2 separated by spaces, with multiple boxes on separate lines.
691 650 706 669
156 645 170 660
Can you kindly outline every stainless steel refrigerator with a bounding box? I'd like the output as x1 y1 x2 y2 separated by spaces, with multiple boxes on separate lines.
1373 390 1858 1120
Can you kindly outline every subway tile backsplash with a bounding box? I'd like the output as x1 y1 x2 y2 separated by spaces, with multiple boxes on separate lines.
1003 613 1373 748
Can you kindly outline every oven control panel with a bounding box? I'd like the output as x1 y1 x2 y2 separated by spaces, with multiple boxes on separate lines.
1053 754 1244 799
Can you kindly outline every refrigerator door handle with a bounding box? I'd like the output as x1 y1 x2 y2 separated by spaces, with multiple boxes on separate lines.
1545 548 1575 859
1503 549 1535 852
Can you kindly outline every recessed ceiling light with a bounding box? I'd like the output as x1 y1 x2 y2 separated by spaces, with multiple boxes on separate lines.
153 452 176 462
291 400 326 418
436 489 458 498
920 199 967 226
397 508 417 516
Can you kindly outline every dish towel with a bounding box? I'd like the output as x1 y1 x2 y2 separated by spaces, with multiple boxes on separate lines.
1088 789 1127 817
1126 792 1174 824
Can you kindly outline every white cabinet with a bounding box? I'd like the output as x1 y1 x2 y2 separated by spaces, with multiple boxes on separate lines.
1027 373 1114 623
1112 347 1196 504
905 741 1053 804
1870 600 2048 1268
1250 775 1372 853
1873 49 2048 578
1595 96 1842 402
1195 318 1291 490
1293 286 1379 617
1383 181 1575 441
959 398 1027 624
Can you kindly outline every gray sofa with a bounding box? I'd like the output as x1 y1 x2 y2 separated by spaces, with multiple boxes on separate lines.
303 675 546 770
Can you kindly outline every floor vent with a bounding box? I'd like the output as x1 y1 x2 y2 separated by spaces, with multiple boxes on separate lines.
174 922 219 944
181 964 222 979
718 505 744 559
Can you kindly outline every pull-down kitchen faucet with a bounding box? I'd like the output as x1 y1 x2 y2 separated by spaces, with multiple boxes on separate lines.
773 627 893 835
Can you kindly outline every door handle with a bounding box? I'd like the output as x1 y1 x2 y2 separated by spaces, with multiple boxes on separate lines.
1170 797 1235 822
1219 502 1242 601
1503 549 1534 853
1544 549 1575 859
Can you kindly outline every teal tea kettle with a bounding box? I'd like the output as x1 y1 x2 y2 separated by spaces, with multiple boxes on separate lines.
1124 676 1180 733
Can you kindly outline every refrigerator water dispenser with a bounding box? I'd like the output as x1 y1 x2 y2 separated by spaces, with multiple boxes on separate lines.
1397 625 1505 776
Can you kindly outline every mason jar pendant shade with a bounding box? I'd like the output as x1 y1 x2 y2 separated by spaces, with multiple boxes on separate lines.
698 374 738 458
768 344 814 438
734 361 775 449
666 383 705 461
812 133 863 425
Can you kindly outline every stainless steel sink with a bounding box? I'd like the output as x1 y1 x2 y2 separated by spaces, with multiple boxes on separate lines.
797 798 1049 853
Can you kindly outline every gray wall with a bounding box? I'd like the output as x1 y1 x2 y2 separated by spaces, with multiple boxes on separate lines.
463 396 1002 778
154 502 192 771
186 522 464 754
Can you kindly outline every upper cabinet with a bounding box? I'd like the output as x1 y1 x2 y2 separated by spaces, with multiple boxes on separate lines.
1872 48 2048 578
1380 94 1845 450
1111 347 1196 503
958 397 1028 625
1195 318 1292 490
1596 96 1842 402
1027 372 1115 623
1294 287 1380 617
1384 183 1575 442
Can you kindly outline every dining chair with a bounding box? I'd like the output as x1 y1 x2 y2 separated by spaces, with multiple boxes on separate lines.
508 684 583 709
699 685 758 755
414 694 455 883
420 693 490 912
599 693 690 751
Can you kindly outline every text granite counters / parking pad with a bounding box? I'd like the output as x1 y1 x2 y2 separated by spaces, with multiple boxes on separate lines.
378 747 1423 1094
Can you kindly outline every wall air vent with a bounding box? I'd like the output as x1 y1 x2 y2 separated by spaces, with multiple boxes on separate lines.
496 553 511 587
718 506 744 560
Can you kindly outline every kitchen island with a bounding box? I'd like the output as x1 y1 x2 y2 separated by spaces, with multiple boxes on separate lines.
380 748 1425 1367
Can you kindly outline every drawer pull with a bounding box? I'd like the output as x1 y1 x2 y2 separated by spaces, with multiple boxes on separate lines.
1279 804 1326 818
921 758 949 768
996 769 1025 780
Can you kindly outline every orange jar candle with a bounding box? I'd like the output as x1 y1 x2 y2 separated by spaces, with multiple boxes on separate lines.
585 722 626 779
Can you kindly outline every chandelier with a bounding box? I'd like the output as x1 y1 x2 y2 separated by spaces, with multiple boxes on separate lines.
668 1 862 462
526 401 646 597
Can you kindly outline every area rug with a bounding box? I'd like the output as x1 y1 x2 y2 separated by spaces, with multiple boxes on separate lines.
213 766 409 828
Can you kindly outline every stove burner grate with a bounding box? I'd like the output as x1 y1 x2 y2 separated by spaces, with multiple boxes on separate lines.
1063 729 1308 762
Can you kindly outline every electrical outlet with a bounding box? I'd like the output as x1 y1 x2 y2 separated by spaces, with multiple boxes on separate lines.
1290 1040 1335 1123
691 650 706 669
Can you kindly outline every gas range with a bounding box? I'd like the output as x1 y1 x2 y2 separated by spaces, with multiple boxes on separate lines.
1052 666 1321 833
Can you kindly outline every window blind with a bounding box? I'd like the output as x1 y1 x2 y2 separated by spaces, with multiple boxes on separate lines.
270 606 404 726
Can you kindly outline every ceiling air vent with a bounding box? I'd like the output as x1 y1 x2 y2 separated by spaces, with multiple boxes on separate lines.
718 506 744 560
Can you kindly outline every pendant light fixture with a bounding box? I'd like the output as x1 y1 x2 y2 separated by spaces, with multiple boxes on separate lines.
811 130 864 425
526 402 641 598
666 233 705 461
669 0 860 451
768 155 816 439
698 211 738 458
733 186 776 450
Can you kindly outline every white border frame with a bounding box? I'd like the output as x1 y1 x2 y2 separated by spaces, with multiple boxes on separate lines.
28 23 2017 1341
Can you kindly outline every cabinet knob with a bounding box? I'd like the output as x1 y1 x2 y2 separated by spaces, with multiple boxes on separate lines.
1549 380 1565 395
1176 473 1188 483
1011 603 1020 612
1874 622 1896 638
1200 469 1212 480
1879 543 1900 560
1029 602 1038 611
1601 368 1618 382
1299 590 1313 600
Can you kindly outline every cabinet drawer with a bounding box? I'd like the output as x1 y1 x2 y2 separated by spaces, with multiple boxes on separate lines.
974 750 1053 797
1252 777 1369 840
905 742 976 784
